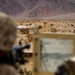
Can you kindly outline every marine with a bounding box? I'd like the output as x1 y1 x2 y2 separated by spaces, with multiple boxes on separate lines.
0 12 19 75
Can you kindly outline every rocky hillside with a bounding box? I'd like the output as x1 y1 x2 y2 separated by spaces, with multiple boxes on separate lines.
0 0 75 19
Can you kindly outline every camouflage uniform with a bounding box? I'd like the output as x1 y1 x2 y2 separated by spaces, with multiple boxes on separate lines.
0 12 16 51
0 65 19 75
0 12 19 75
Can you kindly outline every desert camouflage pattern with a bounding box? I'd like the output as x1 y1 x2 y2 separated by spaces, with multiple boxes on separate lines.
0 12 20 75
0 12 16 51
0 64 19 75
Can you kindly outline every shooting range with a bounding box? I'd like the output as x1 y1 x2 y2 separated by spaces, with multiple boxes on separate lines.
33 33 75 75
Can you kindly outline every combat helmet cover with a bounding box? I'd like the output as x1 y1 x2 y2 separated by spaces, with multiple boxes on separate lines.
0 12 17 51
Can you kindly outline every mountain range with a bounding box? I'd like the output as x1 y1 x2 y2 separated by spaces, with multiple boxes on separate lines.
0 0 75 20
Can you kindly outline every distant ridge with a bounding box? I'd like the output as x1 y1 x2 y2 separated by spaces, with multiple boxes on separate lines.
0 0 75 20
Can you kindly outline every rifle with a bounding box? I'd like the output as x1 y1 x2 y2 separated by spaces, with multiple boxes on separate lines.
0 43 31 69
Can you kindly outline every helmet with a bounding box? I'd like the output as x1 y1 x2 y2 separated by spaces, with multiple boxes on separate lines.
0 12 17 51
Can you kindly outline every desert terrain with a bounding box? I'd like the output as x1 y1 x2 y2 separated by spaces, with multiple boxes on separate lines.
15 20 75 71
